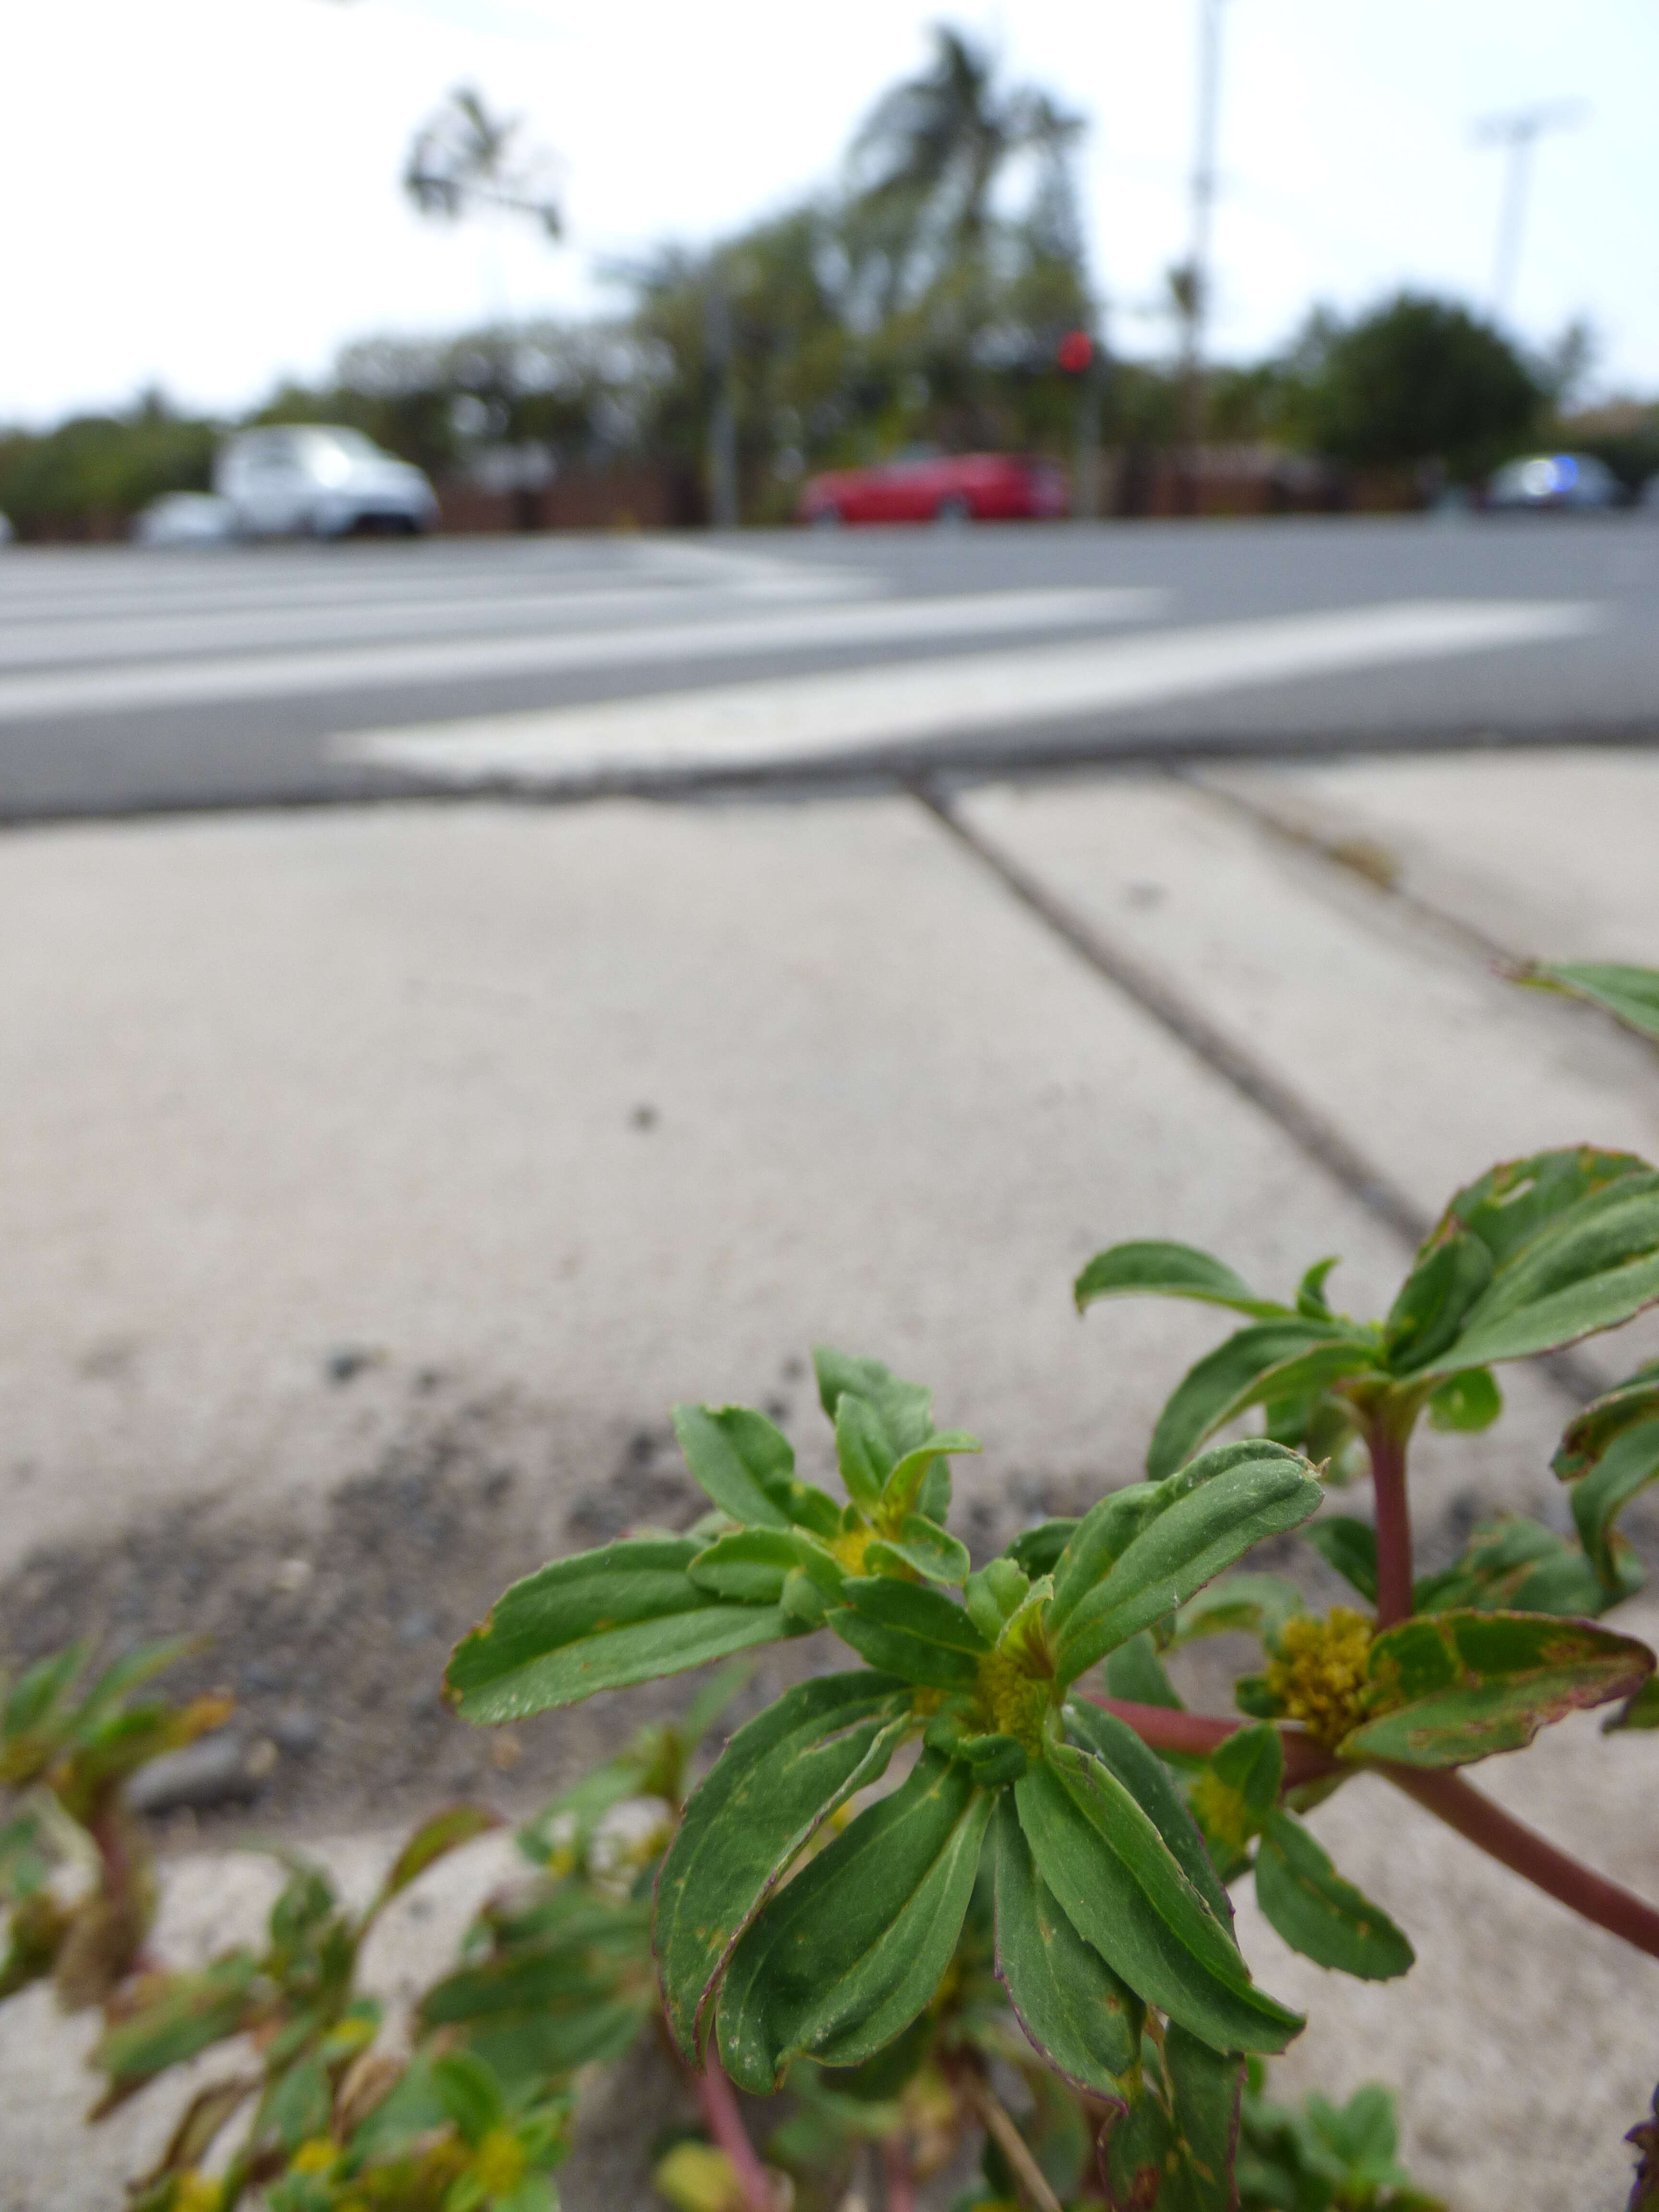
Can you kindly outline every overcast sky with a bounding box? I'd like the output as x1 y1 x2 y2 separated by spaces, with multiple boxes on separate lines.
7 0 1655 425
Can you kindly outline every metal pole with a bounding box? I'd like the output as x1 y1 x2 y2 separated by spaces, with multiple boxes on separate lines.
1474 102 1587 325
1492 128 1533 319
1072 345 1103 521
1180 0 1226 486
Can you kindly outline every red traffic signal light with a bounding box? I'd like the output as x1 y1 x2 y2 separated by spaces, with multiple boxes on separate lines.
1057 329 1094 374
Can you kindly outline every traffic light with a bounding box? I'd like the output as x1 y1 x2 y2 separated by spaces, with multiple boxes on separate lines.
1057 329 1093 375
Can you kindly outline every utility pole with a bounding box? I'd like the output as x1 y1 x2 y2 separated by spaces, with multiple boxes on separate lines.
1473 101 1587 323
704 269 740 531
1178 0 1226 496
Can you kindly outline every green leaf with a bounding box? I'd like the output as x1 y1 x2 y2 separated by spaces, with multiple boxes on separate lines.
1556 1396 1659 1591
93 1957 261 2094
814 1348 935 1459
1172 1573 1308 1649
653 1672 912 2060
1345 1610 1656 1767
965 1558 1034 1641
1400 1149 1659 1375
1303 1516 1379 1604
1100 2028 1245 2212
1204 1721 1284 1836
1053 1443 1324 1686
3 1644 89 1742
444 1538 793 1722
830 1577 989 1690
1253 1809 1414 1980
688 1527 846 1606
432 2048 507 2145
1605 1676 1659 1733
991 1794 1141 2097
1016 1747 1303 2056
671 1405 840 1538
1412 1515 1637 1620
865 1514 972 1587
1103 1633 1183 1710
1517 960 1659 1045
1426 1367 1503 1433
812 1346 932 1438
1006 1519 1077 1577
1384 1231 1495 1372
880 1430 981 1519
1553 1362 1659 1479
1075 1240 1287 1320
1064 1703 1234 1924
421 1918 644 2026
716 1750 991 2090
1296 1257 1341 1319
368 1804 502 1924
465 1998 651 2089
1149 1322 1380 1479
264 2054 331 2152
834 1394 894 1512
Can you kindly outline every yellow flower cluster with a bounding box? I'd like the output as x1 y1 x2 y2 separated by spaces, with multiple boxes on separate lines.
1265 1607 1374 1748
975 1648 1052 1752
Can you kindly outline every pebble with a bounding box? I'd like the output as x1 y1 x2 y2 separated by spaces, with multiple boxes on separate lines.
128 1732 261 1815
272 1703 320 1757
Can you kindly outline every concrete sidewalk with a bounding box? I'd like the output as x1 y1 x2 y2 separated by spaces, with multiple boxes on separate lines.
3 747 1659 2208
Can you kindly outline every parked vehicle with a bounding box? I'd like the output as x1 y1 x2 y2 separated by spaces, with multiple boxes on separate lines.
799 446 1068 526
133 492 239 547
1486 451 1623 512
214 426 439 538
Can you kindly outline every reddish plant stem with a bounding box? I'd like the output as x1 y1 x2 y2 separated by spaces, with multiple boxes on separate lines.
1367 1418 1414 1628
1382 1765 1659 1963
692 2056 777 2212
1083 1694 1341 1788
883 2138 919 2212
1083 1693 1659 1966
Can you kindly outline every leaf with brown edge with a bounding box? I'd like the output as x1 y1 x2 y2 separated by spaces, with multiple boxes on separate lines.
1344 1610 1656 1768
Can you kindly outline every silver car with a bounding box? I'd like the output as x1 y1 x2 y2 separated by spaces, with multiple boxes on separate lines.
214 426 439 539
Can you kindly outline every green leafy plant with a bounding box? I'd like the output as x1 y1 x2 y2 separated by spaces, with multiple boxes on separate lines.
13 962 1659 2209
444 1137 1659 2210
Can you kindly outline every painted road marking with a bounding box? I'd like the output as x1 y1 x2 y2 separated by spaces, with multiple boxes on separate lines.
0 587 1161 719
339 599 1602 786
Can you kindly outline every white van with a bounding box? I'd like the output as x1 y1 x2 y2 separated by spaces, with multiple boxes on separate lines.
214 426 439 539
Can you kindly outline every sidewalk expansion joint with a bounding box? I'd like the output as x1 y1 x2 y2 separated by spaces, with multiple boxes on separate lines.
912 779 1603 1408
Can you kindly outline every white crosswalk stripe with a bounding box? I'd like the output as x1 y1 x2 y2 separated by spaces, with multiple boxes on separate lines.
340 600 1603 787
0 586 1163 720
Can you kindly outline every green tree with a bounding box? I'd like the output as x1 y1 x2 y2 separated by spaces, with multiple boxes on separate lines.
1287 292 1543 479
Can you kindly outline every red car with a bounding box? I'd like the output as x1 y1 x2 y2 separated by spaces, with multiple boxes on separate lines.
799 446 1069 527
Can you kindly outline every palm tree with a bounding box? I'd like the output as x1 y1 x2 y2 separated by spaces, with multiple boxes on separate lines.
845 29 1084 313
403 87 562 240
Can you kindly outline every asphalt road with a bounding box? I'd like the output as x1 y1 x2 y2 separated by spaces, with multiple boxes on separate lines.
1 516 1656 818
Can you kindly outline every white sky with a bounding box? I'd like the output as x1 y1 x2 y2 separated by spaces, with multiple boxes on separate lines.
7 0 1656 425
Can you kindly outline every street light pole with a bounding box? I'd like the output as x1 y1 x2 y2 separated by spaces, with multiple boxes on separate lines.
1179 0 1226 492
1473 101 1587 324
